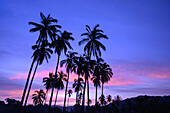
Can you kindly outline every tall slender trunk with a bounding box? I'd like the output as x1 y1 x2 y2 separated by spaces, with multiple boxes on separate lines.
48 55 60 113
24 61 39 106
87 77 90 108
81 76 87 113
18 60 35 113
95 85 97 105
54 89 59 107
63 71 69 112
76 74 80 104
102 83 103 97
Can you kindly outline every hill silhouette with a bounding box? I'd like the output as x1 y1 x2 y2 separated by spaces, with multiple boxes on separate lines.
0 95 170 113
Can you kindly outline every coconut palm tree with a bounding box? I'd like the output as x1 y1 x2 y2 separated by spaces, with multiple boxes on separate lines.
114 95 122 106
54 71 67 107
24 42 53 106
79 24 108 109
100 63 113 102
74 55 86 104
67 89 73 108
60 51 77 112
48 31 74 112
29 12 61 45
19 12 60 113
32 89 46 106
73 78 84 104
43 72 54 104
107 95 112 103
91 58 104 104
78 24 108 60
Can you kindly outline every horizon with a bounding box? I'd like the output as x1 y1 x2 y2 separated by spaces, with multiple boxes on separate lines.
0 0 170 106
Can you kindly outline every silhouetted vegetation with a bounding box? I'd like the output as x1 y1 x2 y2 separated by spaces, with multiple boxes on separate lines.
1 95 170 113
1 12 168 113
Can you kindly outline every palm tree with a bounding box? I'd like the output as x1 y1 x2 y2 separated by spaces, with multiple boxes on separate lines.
67 89 73 108
91 58 104 104
73 78 84 104
74 55 85 104
107 95 112 104
79 24 108 109
54 71 67 107
99 94 106 106
100 63 113 103
114 95 122 106
19 12 60 113
48 31 74 112
43 72 54 104
24 42 53 106
60 51 77 112
78 24 108 60
32 89 46 106
29 12 61 45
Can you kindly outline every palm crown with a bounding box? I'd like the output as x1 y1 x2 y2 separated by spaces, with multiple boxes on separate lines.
32 42 53 65
29 12 61 45
79 24 108 59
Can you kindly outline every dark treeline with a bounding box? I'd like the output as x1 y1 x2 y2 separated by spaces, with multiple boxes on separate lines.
1 95 170 113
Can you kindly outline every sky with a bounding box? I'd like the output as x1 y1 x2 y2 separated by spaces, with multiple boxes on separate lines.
0 0 170 106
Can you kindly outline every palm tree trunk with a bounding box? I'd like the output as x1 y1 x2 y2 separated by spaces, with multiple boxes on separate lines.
87 77 90 108
102 83 104 107
54 89 59 107
63 71 69 112
48 55 60 113
24 61 39 106
76 74 80 104
95 85 97 105
18 60 35 113
81 76 87 113
102 83 103 97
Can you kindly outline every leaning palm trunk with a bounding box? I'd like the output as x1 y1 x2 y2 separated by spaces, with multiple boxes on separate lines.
48 55 60 113
24 60 39 106
18 60 35 113
63 71 69 112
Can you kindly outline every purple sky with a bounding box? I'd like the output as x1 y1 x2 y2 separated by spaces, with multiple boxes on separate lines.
0 0 170 106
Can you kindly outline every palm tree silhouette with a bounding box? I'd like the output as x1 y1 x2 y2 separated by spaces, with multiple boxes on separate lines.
19 12 60 113
54 71 67 107
60 51 77 112
73 78 84 104
107 95 112 104
100 62 113 105
74 55 86 104
79 24 108 109
48 31 74 112
91 58 104 104
24 42 53 106
29 12 61 45
32 89 46 106
67 89 73 108
43 72 54 104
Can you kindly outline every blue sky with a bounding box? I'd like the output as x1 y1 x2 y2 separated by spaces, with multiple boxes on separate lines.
0 0 170 105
